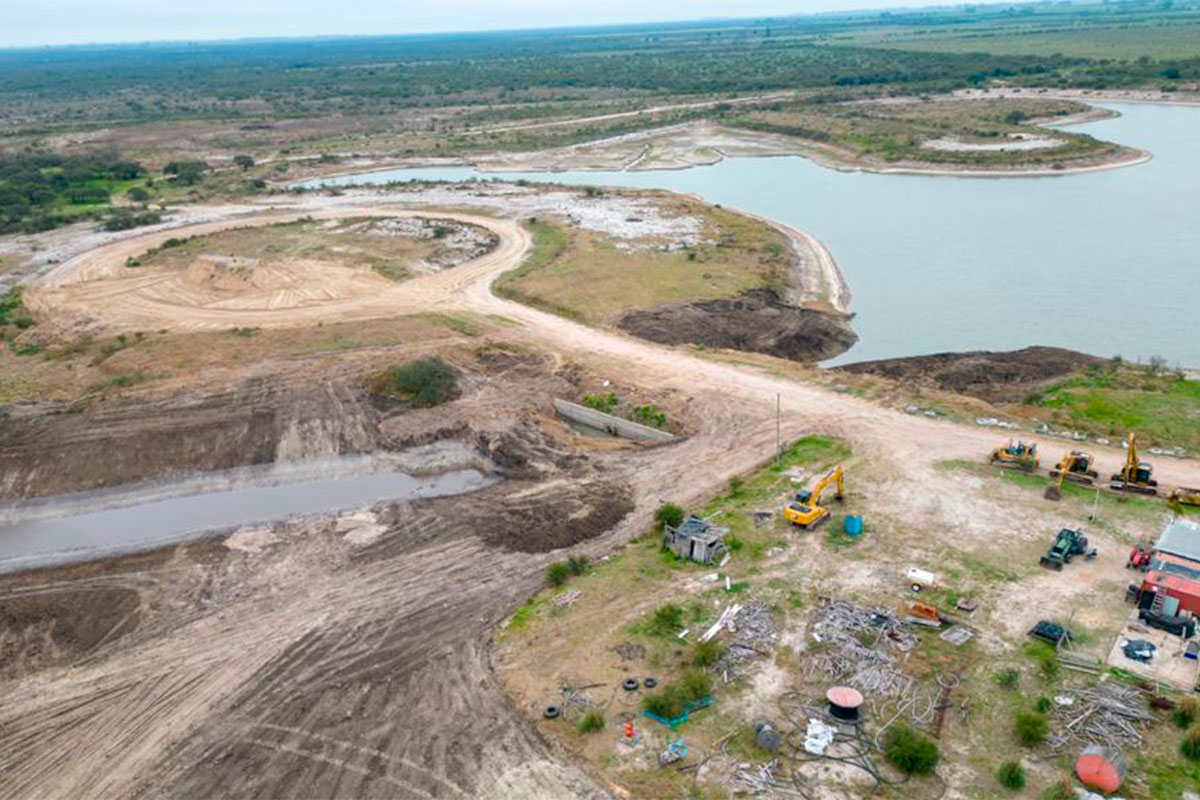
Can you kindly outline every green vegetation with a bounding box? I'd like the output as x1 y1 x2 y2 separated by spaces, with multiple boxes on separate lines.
546 561 571 588
1025 365 1200 450
1040 777 1076 800
997 760 1026 791
373 356 458 407
654 503 686 531
642 670 712 720
577 710 605 733
883 724 940 775
1176 696 1200 729
1183 727 1200 762
639 603 686 638
691 639 724 668
581 393 619 415
632 404 668 429
0 153 150 234
1014 711 1049 747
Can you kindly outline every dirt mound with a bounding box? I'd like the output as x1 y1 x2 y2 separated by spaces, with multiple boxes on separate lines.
618 289 857 363
838 346 1105 402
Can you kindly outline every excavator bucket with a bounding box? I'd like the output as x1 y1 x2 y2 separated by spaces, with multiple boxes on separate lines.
1044 484 1062 501
1039 555 1065 571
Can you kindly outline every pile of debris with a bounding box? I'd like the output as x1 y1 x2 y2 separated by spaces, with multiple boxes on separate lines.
1048 683 1152 749
804 599 919 695
712 601 778 683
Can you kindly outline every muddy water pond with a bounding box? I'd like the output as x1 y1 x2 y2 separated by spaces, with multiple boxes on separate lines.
0 455 495 573
313 102 1200 366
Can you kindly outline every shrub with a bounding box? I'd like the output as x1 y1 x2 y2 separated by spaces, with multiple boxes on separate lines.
385 356 458 407
1175 696 1200 729
1014 712 1048 747
728 475 744 496
883 725 939 775
692 639 724 668
1182 727 1200 762
646 604 685 637
643 685 685 719
581 392 618 414
997 761 1026 790
1038 652 1060 683
1040 776 1075 800
546 561 570 587
654 502 685 530
577 710 605 733
566 555 589 576
632 403 667 428
1035 697 1052 713
679 670 712 701
994 668 1020 690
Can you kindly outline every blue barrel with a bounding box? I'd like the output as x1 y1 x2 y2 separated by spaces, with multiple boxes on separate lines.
844 515 863 537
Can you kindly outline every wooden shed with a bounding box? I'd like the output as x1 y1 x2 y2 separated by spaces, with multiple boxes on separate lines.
664 516 728 565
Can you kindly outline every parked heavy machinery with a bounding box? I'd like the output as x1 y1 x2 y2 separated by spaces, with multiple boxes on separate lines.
1040 528 1096 571
1049 450 1099 485
990 440 1039 469
1128 536 1152 571
783 465 844 529
1111 432 1157 496
1171 487 1200 507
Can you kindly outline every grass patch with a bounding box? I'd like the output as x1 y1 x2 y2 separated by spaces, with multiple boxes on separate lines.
371 355 458 407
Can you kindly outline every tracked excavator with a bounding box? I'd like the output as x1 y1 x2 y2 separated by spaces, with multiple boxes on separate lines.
1048 450 1099 486
990 440 1039 469
1111 432 1157 496
783 465 844 529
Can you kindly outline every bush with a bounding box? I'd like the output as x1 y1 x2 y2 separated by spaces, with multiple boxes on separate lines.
1040 776 1075 800
994 668 1020 690
385 356 458 407
581 392 618 414
1014 712 1048 747
1035 696 1052 713
546 561 570 587
1175 696 1200 729
645 604 685 637
692 639 724 668
566 555 589 576
678 670 712 701
632 403 667 428
883 725 939 775
655 502 685 530
1038 653 1060 683
997 761 1026 790
728 475 744 496
1182 727 1200 762
643 685 685 719
577 710 605 733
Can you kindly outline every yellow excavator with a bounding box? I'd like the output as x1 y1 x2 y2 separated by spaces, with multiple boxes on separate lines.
1048 450 1099 486
990 440 1039 469
783 465 844 529
1111 432 1157 496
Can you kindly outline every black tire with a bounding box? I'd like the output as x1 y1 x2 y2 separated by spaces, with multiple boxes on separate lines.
643 678 658 689
543 705 560 719
622 678 639 691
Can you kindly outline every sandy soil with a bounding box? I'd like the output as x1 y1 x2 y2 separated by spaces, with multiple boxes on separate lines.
8 189 1200 799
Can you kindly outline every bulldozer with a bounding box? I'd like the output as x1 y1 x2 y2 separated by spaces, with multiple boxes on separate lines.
990 440 1039 470
1172 487 1200 507
783 465 844 529
1111 432 1157 496
1040 528 1096 571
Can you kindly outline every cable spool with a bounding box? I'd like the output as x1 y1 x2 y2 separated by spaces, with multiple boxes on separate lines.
1075 745 1126 794
827 686 864 722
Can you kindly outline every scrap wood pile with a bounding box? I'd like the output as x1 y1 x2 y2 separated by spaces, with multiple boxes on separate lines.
804 599 919 696
1048 682 1153 749
713 601 777 684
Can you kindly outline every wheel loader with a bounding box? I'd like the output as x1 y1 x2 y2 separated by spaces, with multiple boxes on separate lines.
783 465 843 529
1111 432 1157 496
1039 528 1095 571
990 440 1039 470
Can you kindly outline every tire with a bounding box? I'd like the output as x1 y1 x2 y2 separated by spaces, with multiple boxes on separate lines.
911 584 922 593
622 678 639 691
643 678 658 689
543 705 560 719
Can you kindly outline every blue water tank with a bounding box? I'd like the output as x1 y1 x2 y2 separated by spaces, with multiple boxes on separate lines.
844 515 863 537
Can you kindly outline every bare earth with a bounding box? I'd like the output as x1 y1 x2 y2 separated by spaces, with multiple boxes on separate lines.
6 194 1200 799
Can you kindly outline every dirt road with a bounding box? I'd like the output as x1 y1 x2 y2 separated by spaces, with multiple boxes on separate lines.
10 201 1200 800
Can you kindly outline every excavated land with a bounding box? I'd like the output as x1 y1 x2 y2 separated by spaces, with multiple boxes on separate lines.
838 345 1106 403
7 188 1200 799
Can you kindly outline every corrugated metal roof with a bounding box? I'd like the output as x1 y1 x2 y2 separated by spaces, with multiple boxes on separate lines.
1154 519 1200 564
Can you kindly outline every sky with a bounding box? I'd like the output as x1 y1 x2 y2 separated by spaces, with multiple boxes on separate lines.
3 0 974 48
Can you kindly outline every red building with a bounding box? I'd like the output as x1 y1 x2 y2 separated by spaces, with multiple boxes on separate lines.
1141 520 1200 617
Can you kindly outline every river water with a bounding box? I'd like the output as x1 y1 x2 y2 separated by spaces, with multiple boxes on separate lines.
0 456 495 573
312 102 1200 366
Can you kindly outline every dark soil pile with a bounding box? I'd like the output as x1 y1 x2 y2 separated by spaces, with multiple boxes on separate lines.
618 289 858 363
838 346 1105 402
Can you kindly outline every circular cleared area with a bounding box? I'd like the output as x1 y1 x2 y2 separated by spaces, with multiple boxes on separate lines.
27 209 523 333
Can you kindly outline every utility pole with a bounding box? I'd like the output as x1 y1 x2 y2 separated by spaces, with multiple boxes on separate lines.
776 393 782 469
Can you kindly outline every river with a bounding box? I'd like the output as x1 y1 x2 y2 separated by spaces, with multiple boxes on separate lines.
311 102 1200 367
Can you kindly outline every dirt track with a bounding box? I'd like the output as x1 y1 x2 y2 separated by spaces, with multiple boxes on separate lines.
9 202 1200 799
